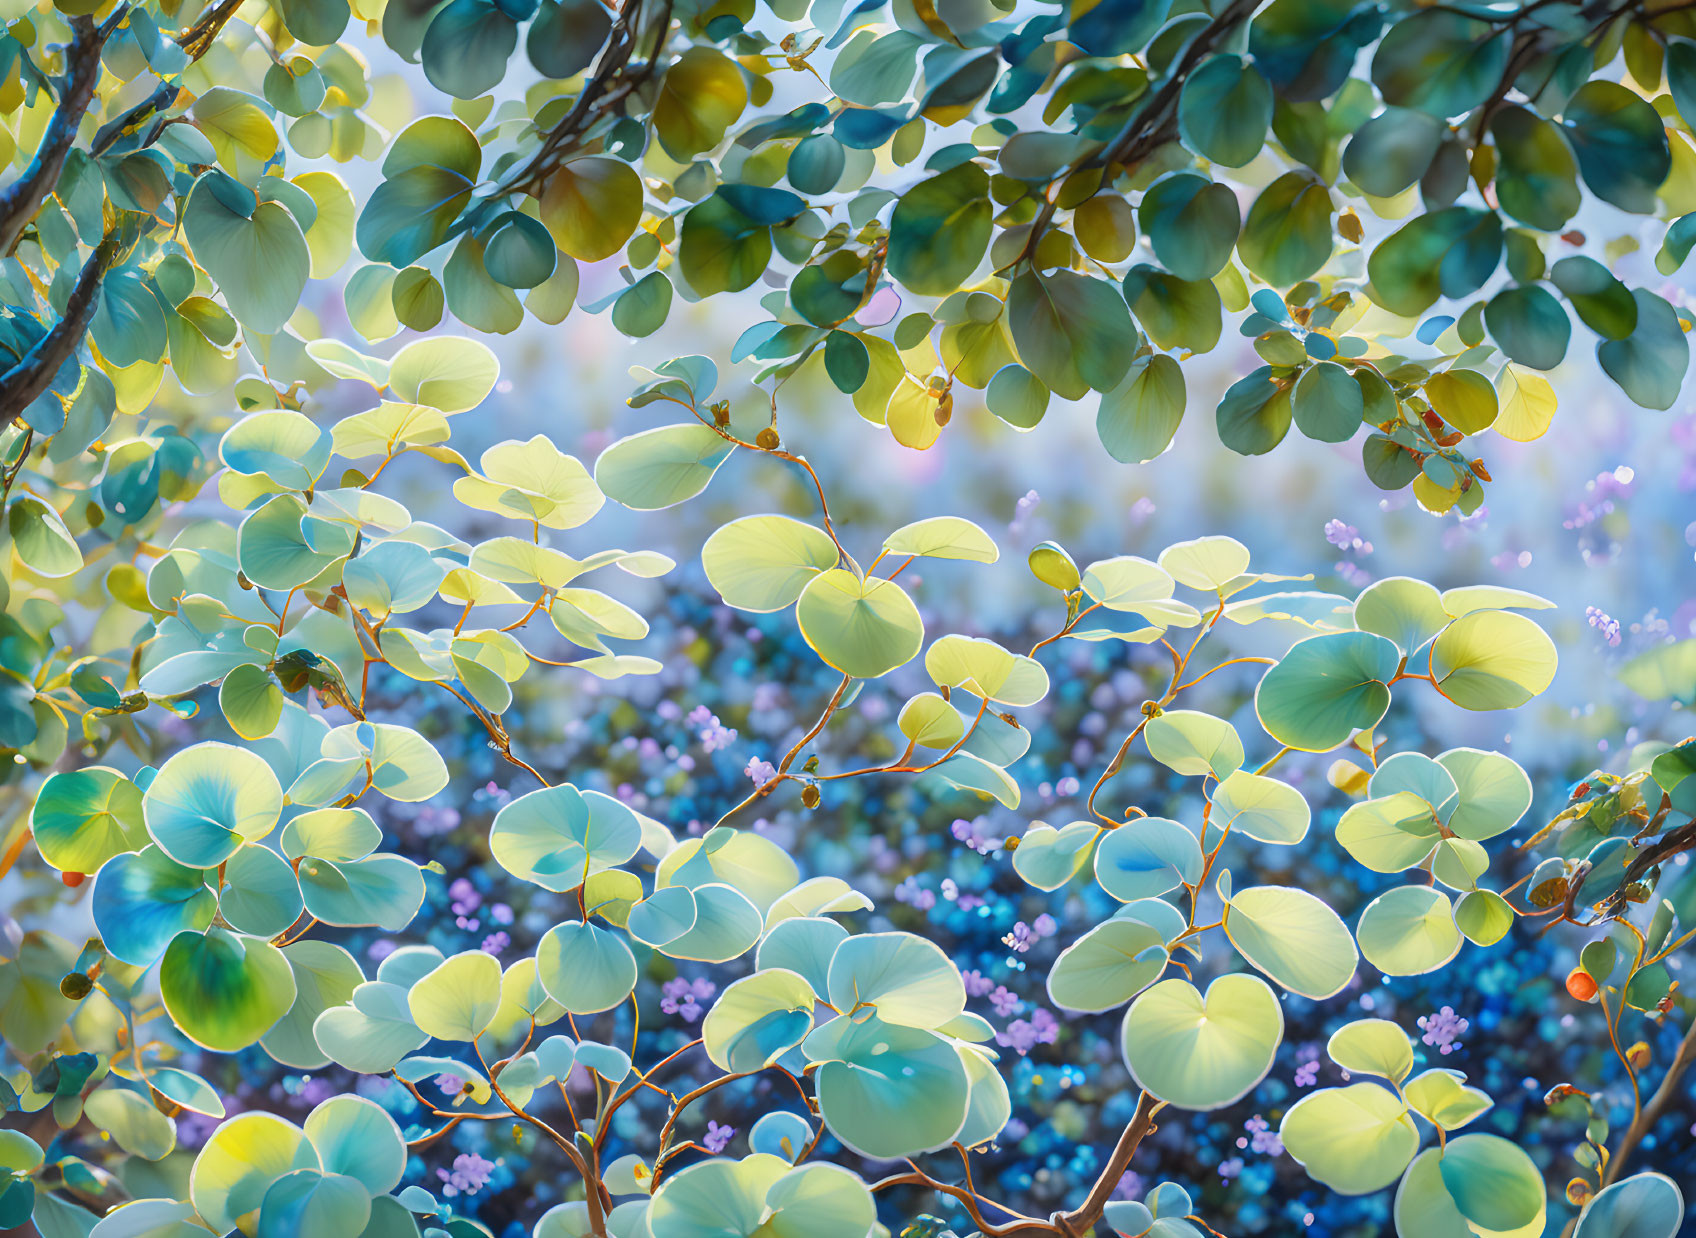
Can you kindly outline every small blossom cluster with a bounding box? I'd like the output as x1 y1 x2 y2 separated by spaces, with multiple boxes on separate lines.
437 1152 496 1197
1586 606 1622 647
1418 1006 1469 1055
661 976 718 1021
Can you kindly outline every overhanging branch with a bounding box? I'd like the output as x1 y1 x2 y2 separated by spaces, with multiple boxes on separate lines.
0 229 122 430
0 6 129 256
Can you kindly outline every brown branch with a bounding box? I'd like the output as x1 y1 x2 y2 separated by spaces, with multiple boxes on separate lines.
0 7 129 255
501 0 673 198
1603 1014 1696 1188
1004 0 1256 274
0 229 122 430
1047 1092 1162 1238
93 0 246 156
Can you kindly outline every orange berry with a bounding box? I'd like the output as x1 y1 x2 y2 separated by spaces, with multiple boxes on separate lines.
61 870 86 888
1566 968 1599 1002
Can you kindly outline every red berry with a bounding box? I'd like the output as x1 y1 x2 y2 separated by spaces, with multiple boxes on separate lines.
61 871 86 888
1566 968 1598 1002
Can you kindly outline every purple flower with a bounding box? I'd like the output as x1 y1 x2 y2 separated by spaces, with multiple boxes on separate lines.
480 930 510 955
703 1121 736 1154
1238 1115 1284 1157
437 1152 496 1197
698 713 738 752
745 757 778 788
961 969 996 998
1324 520 1372 554
662 976 716 1022
996 1007 1060 1056
895 876 936 909
1418 1006 1469 1055
989 986 1023 1018
1586 606 1622 647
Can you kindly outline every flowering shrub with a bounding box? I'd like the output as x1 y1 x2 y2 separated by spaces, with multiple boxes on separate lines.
2 2 1696 1238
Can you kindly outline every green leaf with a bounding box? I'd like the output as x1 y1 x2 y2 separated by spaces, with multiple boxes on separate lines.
1550 256 1637 340
1046 918 1167 1013
1491 106 1581 232
8 498 82 577
408 950 501 1041
883 516 998 563
490 783 644 893
189 1111 318 1235
1121 975 1282 1110
262 940 364 1069
1094 818 1202 903
1280 1084 1418 1194
1122 265 1222 353
161 927 296 1052
703 515 839 611
1178 55 1272 167
1597 290 1690 411
1223 884 1358 999
420 0 516 98
1344 107 1446 197
31 767 145 874
1007 270 1135 400
537 920 637 1013
888 162 992 295
1143 710 1243 779
1291 360 1364 442
702 969 815 1072
656 47 748 160
1326 1018 1414 1083
1097 354 1186 464
1140 173 1239 282
1012 820 1099 891
805 1015 970 1158
1254 631 1400 751
1367 207 1500 317
1484 285 1570 372
1356 885 1462 976
219 843 303 937
1209 771 1309 845
92 846 217 966
1574 1173 1685 1238
826 932 964 1029
795 569 924 679
1404 1068 1492 1130
1238 171 1333 287
1216 367 1293 455
1371 10 1507 116
1562 80 1672 214
1435 1135 1546 1233
144 742 283 868
184 175 310 335
595 423 735 510
1431 610 1557 710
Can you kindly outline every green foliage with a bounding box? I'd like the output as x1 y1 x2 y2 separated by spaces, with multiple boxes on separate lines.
1 1 1695 1236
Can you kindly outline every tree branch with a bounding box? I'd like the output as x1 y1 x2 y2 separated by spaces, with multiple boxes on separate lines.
0 229 122 431
1048 1091 1162 1238
92 0 246 156
500 0 672 197
1602 1013 1696 1187
0 7 128 256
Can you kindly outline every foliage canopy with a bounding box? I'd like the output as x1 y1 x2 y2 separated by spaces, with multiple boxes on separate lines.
2 0 1696 1236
